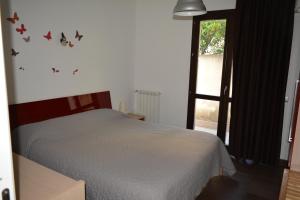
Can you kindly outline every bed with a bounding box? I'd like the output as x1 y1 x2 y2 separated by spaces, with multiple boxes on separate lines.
10 91 236 200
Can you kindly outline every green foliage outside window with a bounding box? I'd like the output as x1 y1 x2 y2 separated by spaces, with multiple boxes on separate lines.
199 20 226 55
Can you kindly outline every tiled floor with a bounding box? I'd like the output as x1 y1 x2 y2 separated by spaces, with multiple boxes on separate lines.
197 161 284 200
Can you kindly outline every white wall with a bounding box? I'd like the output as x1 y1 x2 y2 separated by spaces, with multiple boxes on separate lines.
1 0 135 110
134 0 236 127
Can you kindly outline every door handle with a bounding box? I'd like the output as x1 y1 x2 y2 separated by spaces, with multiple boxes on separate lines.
223 86 228 96
2 189 10 200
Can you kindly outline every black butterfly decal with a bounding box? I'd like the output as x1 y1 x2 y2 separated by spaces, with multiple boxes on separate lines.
52 67 60 73
19 67 25 70
75 30 83 41
60 32 68 46
12 48 19 56
23 36 30 42
73 69 79 75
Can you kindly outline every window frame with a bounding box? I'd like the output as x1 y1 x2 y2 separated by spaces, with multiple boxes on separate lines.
186 10 236 144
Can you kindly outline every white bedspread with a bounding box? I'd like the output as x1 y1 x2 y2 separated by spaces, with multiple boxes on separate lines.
13 109 236 200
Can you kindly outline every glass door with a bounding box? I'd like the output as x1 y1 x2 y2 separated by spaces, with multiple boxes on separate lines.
187 10 234 145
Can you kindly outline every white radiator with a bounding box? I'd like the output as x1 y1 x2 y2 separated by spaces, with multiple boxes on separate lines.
134 90 161 123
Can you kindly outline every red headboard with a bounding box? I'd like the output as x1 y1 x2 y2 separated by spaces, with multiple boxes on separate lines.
9 91 112 129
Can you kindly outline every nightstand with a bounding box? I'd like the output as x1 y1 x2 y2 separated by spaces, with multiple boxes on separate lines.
127 113 145 121
14 154 85 200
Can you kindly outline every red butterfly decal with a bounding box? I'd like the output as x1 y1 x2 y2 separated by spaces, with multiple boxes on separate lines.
73 69 79 75
11 48 19 56
69 41 74 48
44 31 52 41
52 67 60 73
7 12 19 24
75 30 83 41
16 24 27 34
23 36 30 42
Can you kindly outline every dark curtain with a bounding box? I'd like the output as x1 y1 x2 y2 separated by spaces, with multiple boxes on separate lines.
230 0 296 165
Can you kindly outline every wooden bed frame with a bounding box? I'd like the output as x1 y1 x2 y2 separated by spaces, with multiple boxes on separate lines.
9 91 112 129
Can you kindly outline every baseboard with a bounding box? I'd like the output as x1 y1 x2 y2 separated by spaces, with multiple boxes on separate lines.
279 159 288 168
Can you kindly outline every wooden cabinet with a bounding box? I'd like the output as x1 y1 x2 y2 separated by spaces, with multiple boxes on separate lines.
289 83 300 171
291 104 300 171
13 154 85 200
279 169 300 200
280 85 300 199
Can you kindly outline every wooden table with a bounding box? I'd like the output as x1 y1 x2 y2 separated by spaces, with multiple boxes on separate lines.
13 154 85 200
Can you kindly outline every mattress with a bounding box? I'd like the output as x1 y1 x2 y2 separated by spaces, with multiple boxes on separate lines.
13 109 236 200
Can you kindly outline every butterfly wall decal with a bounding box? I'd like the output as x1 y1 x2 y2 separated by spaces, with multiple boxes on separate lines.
16 24 27 34
43 31 52 41
73 69 79 75
7 12 19 24
11 49 19 56
75 30 83 41
69 41 74 48
23 36 30 42
52 67 60 73
60 32 68 46
19 67 25 71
